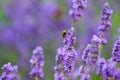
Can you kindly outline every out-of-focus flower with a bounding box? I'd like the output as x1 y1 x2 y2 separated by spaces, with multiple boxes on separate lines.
54 72 65 80
115 68 120 80
82 35 100 65
78 65 90 80
96 58 106 75
79 35 100 79
69 0 87 21
112 37 120 63
54 47 66 80
81 74 90 80
0 1 70 77
98 2 113 44
102 59 116 80
98 2 113 31
29 46 44 79
0 63 19 80
89 35 101 65
82 44 91 65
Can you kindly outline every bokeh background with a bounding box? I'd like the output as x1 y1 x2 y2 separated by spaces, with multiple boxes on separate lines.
0 0 120 80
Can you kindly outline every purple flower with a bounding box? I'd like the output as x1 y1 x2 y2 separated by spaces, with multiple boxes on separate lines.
115 68 120 80
29 46 44 79
79 35 100 79
98 2 113 32
96 58 106 75
82 35 100 65
81 74 90 80
54 72 65 80
112 37 120 62
78 65 84 76
64 48 77 75
69 0 87 21
98 2 113 44
102 59 116 80
78 65 90 80
63 27 76 50
54 47 66 80
62 27 77 76
54 27 77 79
0 63 19 80
89 35 101 65
82 44 91 65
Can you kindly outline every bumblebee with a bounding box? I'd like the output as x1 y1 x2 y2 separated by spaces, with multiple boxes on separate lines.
61 30 67 37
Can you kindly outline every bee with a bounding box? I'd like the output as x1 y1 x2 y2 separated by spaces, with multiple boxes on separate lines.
61 30 67 37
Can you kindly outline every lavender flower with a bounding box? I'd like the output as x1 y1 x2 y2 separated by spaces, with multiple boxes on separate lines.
81 74 90 80
0 63 19 80
112 37 120 63
62 27 77 76
54 47 66 80
64 48 77 75
78 65 84 76
79 35 100 79
102 59 116 80
98 2 113 32
89 35 101 65
54 72 65 80
115 68 120 80
96 58 106 75
29 46 44 79
78 65 90 80
98 2 113 44
63 27 76 50
54 27 77 79
82 35 100 65
82 44 91 65
69 0 87 21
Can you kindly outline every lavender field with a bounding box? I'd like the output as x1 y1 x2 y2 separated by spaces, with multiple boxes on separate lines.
0 0 120 80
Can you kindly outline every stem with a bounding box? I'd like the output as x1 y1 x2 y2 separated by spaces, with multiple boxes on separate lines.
34 74 39 80
65 74 68 80
116 62 119 68
72 20 77 30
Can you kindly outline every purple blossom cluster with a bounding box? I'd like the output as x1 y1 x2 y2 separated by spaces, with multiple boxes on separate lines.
54 47 66 80
63 27 76 50
98 3 113 32
82 35 101 65
29 46 44 79
112 37 120 62
0 63 19 80
98 2 113 44
69 0 87 21
96 58 117 80
79 35 100 80
96 58 106 75
54 27 77 80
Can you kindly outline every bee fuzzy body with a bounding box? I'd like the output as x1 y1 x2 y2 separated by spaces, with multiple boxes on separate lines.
61 30 67 37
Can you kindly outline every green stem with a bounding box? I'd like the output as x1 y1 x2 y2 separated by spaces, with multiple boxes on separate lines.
64 74 68 80
72 20 77 30
99 34 103 57
116 62 119 68
34 75 39 80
